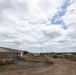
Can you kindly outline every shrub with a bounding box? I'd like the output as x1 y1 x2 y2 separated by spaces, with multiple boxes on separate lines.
53 55 57 58
23 51 28 55
0 59 15 66
0 60 3 66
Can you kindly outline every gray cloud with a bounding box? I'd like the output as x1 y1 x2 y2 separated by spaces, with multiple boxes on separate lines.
0 0 11 10
43 31 61 39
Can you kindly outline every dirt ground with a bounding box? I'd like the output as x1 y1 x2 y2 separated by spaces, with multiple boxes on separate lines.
0 58 76 75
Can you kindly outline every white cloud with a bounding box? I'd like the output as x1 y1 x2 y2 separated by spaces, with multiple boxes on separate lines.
0 0 76 52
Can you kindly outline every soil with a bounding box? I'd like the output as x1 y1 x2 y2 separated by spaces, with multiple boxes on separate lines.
0 58 76 75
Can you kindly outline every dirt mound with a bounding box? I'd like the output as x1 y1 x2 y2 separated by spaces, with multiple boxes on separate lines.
10 59 54 70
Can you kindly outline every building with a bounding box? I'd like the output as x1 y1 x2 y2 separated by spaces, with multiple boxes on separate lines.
0 47 23 58
62 53 73 58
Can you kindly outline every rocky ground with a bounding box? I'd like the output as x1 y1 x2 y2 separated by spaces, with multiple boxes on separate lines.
0 58 76 75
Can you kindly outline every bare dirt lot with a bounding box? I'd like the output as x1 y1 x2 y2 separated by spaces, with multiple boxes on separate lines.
0 58 76 75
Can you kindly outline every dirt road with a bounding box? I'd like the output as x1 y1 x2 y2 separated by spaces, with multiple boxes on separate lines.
0 58 76 75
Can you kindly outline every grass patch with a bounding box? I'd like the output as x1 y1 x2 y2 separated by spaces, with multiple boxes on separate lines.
0 61 18 71
0 65 9 71
74 55 76 57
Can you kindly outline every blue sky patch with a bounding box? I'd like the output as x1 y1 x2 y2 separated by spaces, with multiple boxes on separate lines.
51 0 72 29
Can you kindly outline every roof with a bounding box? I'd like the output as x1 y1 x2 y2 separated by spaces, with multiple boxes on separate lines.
0 47 22 52
63 53 73 56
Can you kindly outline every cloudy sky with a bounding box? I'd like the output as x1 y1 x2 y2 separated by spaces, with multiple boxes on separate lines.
0 0 76 53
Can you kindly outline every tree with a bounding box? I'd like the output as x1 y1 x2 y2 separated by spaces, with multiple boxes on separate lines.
23 51 28 54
